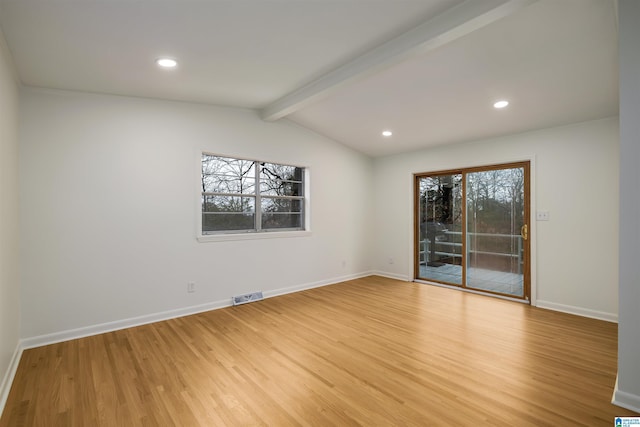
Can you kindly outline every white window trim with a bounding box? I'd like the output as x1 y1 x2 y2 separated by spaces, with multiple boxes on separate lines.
196 152 311 242
197 229 311 243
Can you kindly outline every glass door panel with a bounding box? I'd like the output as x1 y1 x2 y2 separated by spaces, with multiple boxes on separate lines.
417 174 463 285
465 167 525 297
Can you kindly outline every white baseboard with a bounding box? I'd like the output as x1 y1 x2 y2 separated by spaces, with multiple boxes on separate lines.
612 376 640 413
372 278 616 323
263 272 373 299
0 343 23 417
535 300 618 323
370 271 410 282
20 298 232 350
20 272 375 350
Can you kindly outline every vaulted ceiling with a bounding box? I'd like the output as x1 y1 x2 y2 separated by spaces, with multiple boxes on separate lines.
0 0 618 157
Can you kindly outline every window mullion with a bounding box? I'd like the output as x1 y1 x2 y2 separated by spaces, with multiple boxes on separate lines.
255 161 261 231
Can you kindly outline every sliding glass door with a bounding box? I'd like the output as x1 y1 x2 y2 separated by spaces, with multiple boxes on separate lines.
415 162 529 301
417 173 463 285
465 167 527 297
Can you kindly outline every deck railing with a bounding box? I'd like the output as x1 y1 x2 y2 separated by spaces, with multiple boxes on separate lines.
420 231 523 274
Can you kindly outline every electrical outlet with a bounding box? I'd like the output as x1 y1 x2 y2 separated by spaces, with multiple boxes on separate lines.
187 282 195 293
536 211 550 221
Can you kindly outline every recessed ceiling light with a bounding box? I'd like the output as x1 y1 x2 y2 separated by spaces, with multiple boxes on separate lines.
156 58 178 68
493 100 509 109
382 130 393 137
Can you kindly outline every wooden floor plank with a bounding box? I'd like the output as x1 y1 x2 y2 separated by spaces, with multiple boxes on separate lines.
1 276 636 426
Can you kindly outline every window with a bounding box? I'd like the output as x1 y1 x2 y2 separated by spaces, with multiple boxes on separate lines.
201 154 306 235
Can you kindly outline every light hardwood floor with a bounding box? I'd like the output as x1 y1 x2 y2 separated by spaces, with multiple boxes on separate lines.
1 276 637 426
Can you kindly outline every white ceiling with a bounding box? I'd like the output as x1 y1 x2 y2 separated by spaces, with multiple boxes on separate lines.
0 0 618 157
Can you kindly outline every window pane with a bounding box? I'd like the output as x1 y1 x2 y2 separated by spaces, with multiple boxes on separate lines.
260 181 303 196
261 163 302 182
202 195 255 232
203 213 255 232
261 197 303 229
262 213 303 229
417 174 463 285
203 195 255 213
260 163 304 196
261 197 302 213
202 155 256 194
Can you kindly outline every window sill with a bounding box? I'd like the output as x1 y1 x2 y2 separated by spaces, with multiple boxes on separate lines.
197 230 311 243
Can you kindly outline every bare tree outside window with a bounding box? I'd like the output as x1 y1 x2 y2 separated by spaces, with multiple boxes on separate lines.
260 163 304 229
201 154 305 234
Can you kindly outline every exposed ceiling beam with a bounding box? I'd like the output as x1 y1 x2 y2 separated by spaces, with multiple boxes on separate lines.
261 0 537 122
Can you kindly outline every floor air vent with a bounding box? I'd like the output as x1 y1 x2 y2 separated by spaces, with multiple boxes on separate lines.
232 291 264 306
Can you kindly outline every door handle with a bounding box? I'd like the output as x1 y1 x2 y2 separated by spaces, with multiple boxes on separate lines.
521 224 528 241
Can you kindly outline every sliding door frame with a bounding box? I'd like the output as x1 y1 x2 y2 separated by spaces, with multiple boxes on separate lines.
413 160 531 302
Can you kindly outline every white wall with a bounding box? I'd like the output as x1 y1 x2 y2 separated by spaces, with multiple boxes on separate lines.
19 88 374 340
615 0 640 412
372 117 619 320
0 30 21 403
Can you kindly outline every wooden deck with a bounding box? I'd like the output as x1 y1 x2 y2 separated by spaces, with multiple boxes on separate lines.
1 276 635 426
419 264 524 297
